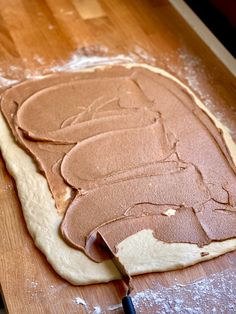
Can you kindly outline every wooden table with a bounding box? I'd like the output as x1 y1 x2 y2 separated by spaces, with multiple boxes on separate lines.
0 1 236 313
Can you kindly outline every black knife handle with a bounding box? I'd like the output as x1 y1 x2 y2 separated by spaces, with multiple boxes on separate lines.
122 295 136 314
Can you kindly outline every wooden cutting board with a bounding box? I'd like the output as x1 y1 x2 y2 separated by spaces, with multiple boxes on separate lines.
0 1 236 313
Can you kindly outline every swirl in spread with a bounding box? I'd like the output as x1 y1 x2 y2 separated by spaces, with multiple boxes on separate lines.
2 66 236 262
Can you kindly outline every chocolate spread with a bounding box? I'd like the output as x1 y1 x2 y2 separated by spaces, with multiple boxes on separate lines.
1 66 236 262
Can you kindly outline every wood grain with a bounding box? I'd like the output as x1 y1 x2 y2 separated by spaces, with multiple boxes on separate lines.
0 0 236 313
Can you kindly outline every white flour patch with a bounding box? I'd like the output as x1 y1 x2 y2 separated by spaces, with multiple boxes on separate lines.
163 50 212 108
30 281 38 288
92 305 102 313
24 69 47 80
73 296 87 306
33 55 45 65
0 46 152 90
0 76 18 87
132 46 156 65
107 303 122 311
26 278 39 289
68 269 236 313
50 51 134 72
132 269 236 313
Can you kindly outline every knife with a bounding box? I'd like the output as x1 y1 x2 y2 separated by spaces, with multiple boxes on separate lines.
97 232 136 314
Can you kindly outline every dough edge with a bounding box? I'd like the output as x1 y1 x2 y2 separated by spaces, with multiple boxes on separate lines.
0 63 236 285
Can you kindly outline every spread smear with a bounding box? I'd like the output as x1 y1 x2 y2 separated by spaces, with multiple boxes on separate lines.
1 65 236 283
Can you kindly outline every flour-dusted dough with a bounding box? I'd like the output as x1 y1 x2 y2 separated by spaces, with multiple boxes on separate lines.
1 64 236 285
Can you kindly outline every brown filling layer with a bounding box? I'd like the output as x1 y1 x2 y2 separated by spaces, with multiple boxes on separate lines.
1 66 236 262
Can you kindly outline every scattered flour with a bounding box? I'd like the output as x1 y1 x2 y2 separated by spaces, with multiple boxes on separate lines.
50 51 134 72
107 303 122 311
26 278 38 289
92 305 102 314
131 268 236 313
132 45 156 65
0 76 18 87
30 281 38 288
33 55 45 65
70 269 235 313
73 296 91 313
73 296 87 306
